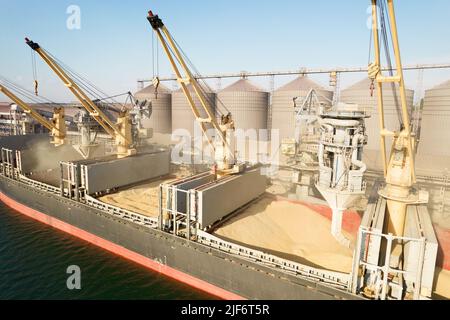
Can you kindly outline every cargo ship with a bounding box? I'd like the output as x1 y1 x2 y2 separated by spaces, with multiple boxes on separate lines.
0 134 363 300
1 1 449 300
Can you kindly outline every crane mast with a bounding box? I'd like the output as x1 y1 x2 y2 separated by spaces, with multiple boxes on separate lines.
0 84 66 146
368 0 427 237
25 38 135 158
147 11 244 175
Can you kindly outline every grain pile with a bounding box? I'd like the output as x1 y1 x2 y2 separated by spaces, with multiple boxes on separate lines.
434 268 450 299
214 197 355 273
98 167 192 217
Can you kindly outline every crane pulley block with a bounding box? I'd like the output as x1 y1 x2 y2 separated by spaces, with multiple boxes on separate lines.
368 62 380 80
147 11 164 30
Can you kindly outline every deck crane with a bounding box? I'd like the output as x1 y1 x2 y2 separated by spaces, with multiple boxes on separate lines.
146 11 245 176
0 83 66 146
349 0 436 300
25 38 136 159
368 0 428 237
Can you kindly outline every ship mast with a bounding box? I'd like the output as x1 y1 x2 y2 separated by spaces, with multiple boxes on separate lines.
368 0 428 237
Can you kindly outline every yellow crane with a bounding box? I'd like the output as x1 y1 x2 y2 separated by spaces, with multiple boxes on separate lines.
147 11 244 176
368 0 427 237
0 83 66 146
25 38 135 158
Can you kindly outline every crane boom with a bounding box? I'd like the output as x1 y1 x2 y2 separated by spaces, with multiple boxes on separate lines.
369 0 426 237
0 84 66 145
147 11 243 174
25 38 135 157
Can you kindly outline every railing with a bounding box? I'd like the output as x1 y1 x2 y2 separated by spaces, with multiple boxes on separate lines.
315 175 366 194
85 195 158 229
159 183 198 239
1 167 158 229
18 174 61 195
352 227 426 300
197 230 350 290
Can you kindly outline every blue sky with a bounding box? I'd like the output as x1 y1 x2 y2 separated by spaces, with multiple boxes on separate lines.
1 0 450 102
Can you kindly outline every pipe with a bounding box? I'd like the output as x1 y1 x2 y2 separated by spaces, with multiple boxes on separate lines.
317 138 332 175
318 118 334 135
351 134 367 174
331 208 352 249
138 63 450 83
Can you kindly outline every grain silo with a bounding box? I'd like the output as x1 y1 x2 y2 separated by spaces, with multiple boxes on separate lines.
271 76 333 140
134 84 172 134
217 79 269 132
419 80 450 157
172 84 216 136
340 77 414 152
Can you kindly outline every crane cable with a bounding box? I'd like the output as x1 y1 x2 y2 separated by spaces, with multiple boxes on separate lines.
31 49 39 96
368 28 376 97
38 46 131 120
0 76 65 118
151 31 160 97
379 0 405 130
170 34 231 117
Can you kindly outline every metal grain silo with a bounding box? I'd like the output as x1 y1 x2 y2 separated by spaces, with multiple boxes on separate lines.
134 84 172 134
172 84 216 136
419 80 450 157
217 79 269 132
271 76 333 140
340 77 414 152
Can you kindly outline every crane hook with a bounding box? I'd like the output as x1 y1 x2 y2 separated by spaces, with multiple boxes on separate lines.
152 76 160 99
33 80 39 96
370 80 375 98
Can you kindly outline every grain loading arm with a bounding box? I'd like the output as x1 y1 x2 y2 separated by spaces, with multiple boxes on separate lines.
350 0 437 300
368 0 428 237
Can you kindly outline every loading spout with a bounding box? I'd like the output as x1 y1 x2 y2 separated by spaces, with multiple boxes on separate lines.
330 208 352 249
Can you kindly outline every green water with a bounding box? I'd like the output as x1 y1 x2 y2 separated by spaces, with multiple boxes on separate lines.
0 203 212 300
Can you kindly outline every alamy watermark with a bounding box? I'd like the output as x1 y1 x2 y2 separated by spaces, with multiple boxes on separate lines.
66 5 81 30
66 265 81 290
170 122 280 176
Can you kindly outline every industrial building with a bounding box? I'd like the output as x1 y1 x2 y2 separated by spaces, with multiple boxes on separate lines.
217 78 269 133
171 84 216 136
420 80 450 157
134 84 172 134
271 76 333 140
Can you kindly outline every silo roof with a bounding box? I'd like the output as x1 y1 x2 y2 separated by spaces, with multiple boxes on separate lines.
343 78 372 91
135 83 171 95
220 79 266 93
430 79 450 90
276 76 329 92
175 83 214 93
